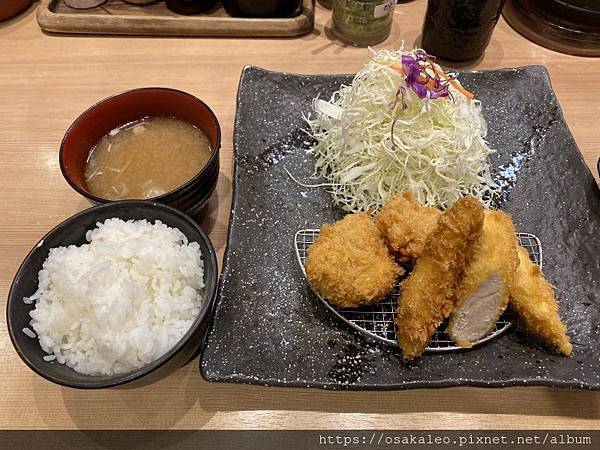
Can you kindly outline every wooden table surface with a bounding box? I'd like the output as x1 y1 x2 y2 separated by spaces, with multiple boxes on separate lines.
1 1 599 431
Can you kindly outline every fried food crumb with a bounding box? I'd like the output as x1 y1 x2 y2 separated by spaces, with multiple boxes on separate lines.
375 192 441 265
305 213 403 309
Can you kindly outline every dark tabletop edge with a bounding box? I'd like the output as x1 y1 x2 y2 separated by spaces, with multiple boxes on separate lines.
198 67 249 379
535 65 599 184
240 64 552 79
201 371 600 391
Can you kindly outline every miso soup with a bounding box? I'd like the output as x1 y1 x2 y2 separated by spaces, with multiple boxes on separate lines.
84 117 212 200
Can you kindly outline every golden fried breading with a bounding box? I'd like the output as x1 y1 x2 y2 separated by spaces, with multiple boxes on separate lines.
509 246 572 356
396 196 484 360
305 213 403 309
375 192 441 265
447 210 519 348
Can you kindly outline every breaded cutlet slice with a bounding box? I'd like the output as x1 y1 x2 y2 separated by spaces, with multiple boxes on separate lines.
510 246 572 356
396 196 484 360
305 213 403 309
447 210 519 347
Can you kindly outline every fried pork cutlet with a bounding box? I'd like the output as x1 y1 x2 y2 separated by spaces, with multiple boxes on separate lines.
305 213 403 309
447 210 519 348
509 246 572 356
375 192 441 265
396 196 484 360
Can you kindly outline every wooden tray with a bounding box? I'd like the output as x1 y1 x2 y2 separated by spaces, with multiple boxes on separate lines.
37 0 315 37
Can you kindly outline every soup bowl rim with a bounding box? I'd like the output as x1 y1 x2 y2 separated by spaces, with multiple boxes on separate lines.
59 86 221 205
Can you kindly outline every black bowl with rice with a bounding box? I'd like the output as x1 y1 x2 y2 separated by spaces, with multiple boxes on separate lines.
6 201 218 389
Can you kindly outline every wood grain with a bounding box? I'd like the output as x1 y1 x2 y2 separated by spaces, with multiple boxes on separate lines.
1 1 599 431
38 0 315 37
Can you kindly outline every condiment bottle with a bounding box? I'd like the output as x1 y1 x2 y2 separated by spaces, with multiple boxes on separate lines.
223 0 302 18
422 0 506 62
332 0 396 47
165 0 219 15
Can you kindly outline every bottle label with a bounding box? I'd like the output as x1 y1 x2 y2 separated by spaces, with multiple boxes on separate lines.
374 0 395 18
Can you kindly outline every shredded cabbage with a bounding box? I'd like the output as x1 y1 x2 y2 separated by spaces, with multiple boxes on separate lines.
304 48 499 212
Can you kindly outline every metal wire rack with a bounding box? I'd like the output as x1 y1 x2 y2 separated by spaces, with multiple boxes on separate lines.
294 229 543 351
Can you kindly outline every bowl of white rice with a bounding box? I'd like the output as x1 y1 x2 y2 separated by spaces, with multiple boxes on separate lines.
7 200 217 389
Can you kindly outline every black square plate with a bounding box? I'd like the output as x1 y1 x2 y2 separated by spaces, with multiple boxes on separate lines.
200 65 600 390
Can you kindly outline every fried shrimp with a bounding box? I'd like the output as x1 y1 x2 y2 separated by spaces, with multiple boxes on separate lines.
375 192 441 265
305 213 403 309
396 196 485 360
510 246 573 356
447 210 519 347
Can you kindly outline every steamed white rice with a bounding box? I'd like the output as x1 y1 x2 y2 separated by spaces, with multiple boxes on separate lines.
25 218 205 376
